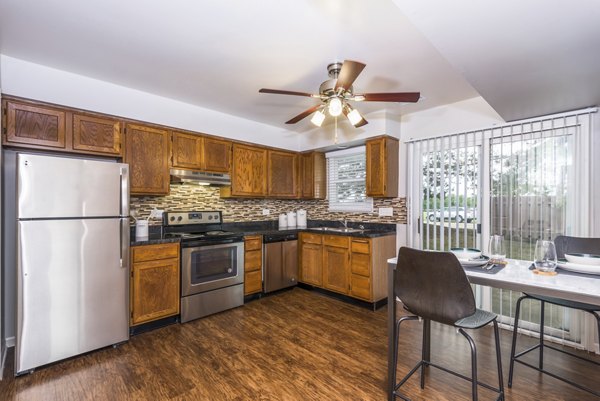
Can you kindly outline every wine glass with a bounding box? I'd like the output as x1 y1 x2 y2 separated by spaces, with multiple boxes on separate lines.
488 235 506 263
534 240 557 272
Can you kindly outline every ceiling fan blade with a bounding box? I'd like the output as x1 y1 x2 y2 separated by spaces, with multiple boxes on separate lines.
334 60 366 91
259 88 314 97
361 92 421 103
285 105 322 124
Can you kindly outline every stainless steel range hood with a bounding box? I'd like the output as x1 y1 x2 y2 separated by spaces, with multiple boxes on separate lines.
170 169 231 186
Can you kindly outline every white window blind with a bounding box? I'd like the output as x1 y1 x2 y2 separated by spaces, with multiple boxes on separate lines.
407 107 597 352
326 146 373 213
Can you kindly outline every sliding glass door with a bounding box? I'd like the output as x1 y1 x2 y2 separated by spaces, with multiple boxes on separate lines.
408 109 596 350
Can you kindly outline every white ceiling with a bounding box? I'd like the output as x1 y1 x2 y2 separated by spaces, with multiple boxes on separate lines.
0 0 478 131
393 0 600 121
1 1 598 128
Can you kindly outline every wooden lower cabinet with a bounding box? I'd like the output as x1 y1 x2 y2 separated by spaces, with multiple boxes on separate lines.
299 233 396 302
244 235 263 295
322 235 350 294
299 233 323 286
349 236 396 302
130 243 180 326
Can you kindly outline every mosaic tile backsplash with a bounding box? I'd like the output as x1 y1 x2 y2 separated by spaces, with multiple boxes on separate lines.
131 183 407 224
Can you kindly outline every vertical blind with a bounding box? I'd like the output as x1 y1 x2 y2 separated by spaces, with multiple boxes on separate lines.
407 107 597 352
326 146 373 212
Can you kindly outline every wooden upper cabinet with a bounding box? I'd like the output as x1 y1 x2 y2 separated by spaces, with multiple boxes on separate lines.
203 137 232 173
171 131 203 169
300 152 326 199
72 113 121 155
3 100 66 149
125 123 170 195
366 136 399 198
268 150 299 198
230 143 268 196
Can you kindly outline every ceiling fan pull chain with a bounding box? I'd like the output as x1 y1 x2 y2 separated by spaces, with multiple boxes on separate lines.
334 116 338 144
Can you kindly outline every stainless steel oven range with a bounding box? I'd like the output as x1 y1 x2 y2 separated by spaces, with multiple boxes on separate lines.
162 211 244 322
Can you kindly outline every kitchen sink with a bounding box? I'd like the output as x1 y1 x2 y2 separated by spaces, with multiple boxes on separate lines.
309 227 366 233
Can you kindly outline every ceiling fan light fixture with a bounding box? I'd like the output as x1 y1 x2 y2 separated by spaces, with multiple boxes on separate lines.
347 108 363 126
328 97 343 117
311 109 326 127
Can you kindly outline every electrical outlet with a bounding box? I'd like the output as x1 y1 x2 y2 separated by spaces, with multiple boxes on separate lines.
149 209 164 219
378 207 393 217
262 209 270 216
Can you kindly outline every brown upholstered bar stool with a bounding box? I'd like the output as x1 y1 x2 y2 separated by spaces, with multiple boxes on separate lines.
392 247 504 401
508 235 600 397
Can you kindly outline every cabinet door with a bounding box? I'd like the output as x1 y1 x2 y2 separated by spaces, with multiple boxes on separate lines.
171 131 203 169
72 113 121 155
4 100 66 148
323 245 350 294
203 137 232 173
366 137 399 198
300 242 323 286
125 124 170 195
300 152 326 199
268 150 298 198
131 257 180 325
231 144 268 196
366 138 386 197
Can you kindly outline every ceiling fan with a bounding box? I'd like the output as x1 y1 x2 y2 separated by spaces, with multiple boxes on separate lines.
259 60 420 128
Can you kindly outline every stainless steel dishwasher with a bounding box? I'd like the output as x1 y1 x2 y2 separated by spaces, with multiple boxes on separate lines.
263 232 298 293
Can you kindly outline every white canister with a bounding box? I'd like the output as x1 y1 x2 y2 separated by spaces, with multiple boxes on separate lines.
297 209 307 227
278 214 288 229
287 211 297 228
136 220 149 241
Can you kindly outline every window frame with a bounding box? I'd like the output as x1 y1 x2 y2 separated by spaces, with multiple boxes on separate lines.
326 146 374 213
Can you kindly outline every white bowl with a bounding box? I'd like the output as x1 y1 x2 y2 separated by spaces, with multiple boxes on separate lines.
450 248 482 260
564 253 600 266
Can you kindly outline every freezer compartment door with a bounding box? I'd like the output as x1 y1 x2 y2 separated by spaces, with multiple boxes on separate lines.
17 153 129 218
16 218 129 374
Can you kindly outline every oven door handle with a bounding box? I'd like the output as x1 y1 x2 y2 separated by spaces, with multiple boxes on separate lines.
183 238 243 247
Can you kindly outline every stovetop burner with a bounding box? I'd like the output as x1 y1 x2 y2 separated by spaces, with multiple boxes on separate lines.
161 211 243 245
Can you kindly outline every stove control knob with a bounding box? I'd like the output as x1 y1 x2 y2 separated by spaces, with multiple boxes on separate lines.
208 215 213 220
214 214 219 220
177 216 183 222
170 216 175 222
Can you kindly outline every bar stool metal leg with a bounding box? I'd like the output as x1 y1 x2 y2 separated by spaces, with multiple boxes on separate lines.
493 320 505 400
539 300 545 370
508 295 526 387
459 328 478 401
420 319 430 389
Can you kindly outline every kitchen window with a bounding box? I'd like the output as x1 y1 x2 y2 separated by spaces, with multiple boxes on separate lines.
326 146 373 213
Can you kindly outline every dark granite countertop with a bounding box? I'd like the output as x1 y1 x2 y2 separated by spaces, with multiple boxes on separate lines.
223 220 396 239
130 220 396 245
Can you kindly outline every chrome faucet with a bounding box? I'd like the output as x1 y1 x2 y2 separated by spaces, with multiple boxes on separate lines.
340 219 348 228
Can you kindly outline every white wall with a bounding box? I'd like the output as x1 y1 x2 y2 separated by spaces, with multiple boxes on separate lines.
400 96 504 142
0 55 303 151
0 53 4 378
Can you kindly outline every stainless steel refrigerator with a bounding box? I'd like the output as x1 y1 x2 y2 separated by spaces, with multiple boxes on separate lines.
12 152 130 375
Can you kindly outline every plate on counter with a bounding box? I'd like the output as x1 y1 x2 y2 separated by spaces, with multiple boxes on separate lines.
557 259 600 275
459 255 490 267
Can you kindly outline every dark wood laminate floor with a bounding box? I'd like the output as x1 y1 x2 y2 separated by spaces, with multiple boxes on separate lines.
0 288 599 400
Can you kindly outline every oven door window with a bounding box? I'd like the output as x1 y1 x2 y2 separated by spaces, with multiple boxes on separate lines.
189 246 239 284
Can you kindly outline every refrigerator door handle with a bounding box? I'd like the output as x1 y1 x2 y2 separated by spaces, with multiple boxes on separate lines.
120 165 130 217
120 218 130 269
